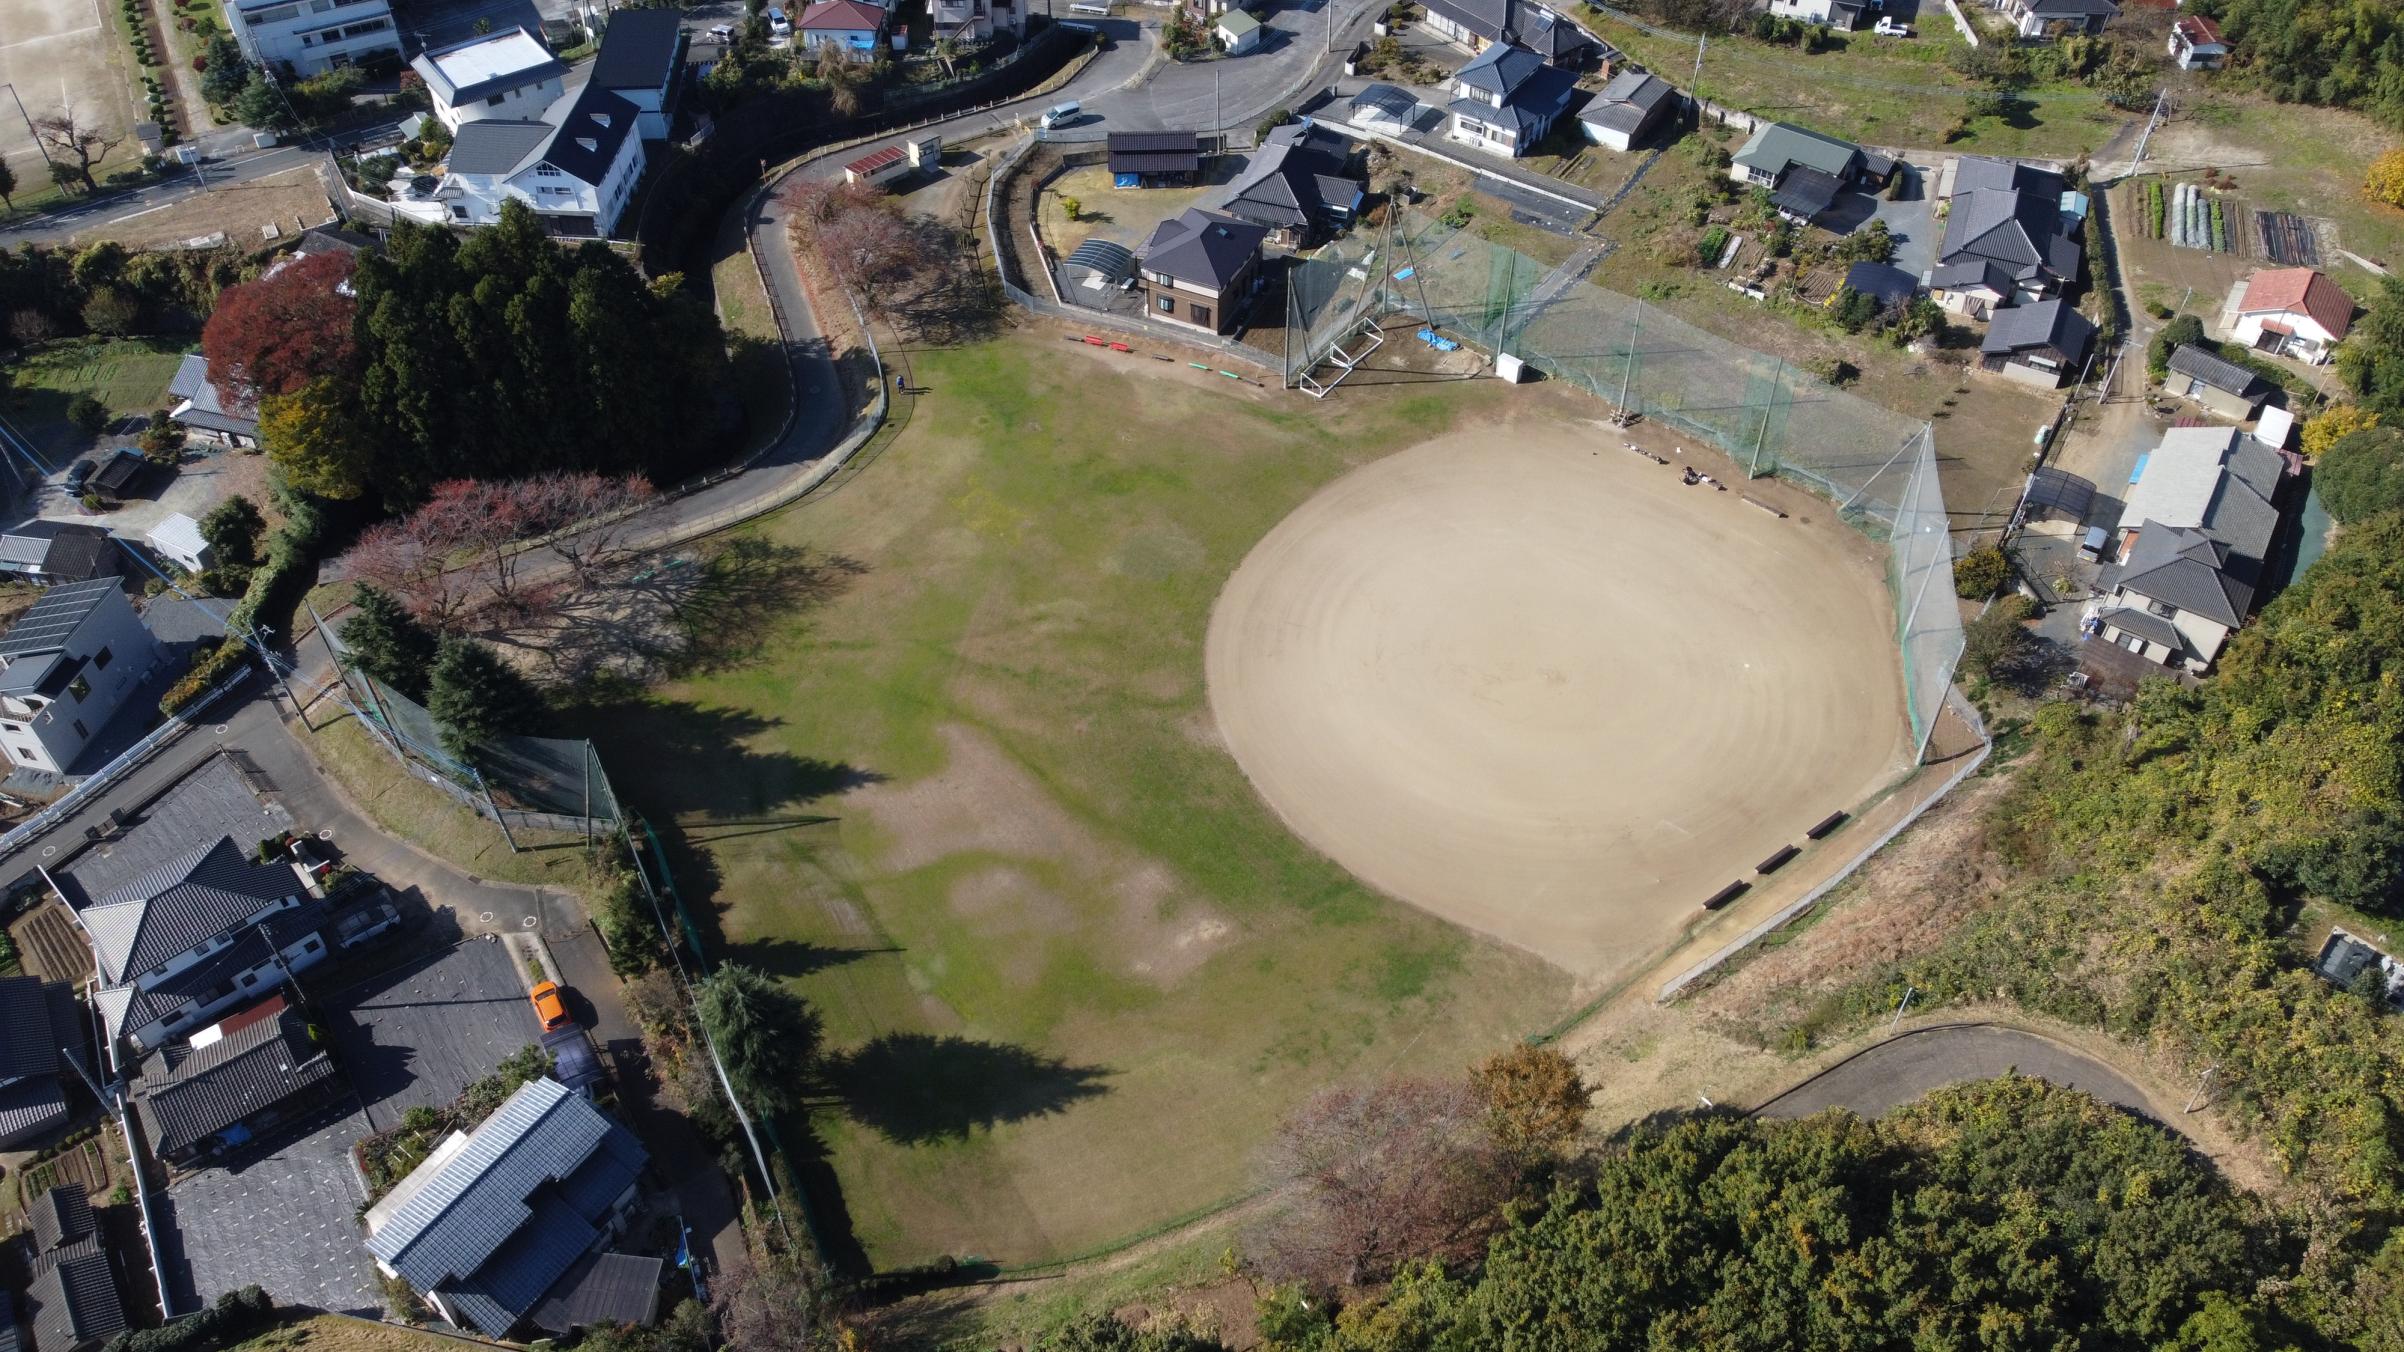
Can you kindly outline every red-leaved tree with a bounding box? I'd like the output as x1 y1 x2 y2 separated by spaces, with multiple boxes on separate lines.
201 250 359 401
337 472 657 629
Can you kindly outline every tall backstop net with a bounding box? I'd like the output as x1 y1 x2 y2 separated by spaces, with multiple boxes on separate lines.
1287 211 1965 755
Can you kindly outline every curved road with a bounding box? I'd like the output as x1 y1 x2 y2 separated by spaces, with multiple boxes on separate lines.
1752 1023 2165 1123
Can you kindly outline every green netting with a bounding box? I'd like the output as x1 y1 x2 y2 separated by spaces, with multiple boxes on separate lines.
1287 210 1965 753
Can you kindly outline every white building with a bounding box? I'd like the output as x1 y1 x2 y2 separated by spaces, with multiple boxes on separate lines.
588 7 688 140
424 85 649 237
2168 14 2227 68
145 514 213 574
1767 0 1872 29
0 580 164 775
409 27 568 133
2230 267 2354 366
932 0 1025 42
224 0 400 78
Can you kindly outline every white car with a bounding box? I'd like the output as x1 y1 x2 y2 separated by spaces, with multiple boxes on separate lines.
1873 17 1913 35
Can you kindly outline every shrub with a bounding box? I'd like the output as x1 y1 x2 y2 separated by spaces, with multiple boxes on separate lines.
159 637 250 715
1696 224 1728 266
2316 425 2404 524
67 395 107 434
1954 544 2012 599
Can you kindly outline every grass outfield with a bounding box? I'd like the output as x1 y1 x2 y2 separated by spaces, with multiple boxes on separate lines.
574 334 1575 1269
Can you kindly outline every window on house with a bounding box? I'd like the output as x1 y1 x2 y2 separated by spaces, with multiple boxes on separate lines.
1157 295 1174 313
93 647 112 671
303 937 323 952
70 719 86 739
0 722 19 733
2119 632 2147 654
239 971 258 986
1191 303 1212 327
2147 599 2179 620
488 93 506 106
537 164 563 176
68 676 88 702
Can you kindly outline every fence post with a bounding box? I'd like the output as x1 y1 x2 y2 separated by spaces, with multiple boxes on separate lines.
477 768 521 852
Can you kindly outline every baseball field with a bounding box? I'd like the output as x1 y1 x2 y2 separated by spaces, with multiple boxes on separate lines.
589 330 1913 1268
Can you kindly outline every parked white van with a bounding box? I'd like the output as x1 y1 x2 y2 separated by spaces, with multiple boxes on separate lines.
1040 101 1082 130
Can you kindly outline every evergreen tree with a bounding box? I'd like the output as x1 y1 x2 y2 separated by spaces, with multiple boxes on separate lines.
426 637 541 757
198 494 266 567
340 586 438 700
693 963 822 1118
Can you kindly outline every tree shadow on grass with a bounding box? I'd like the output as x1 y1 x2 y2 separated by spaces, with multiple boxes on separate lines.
829 1032 1113 1146
723 935 892 981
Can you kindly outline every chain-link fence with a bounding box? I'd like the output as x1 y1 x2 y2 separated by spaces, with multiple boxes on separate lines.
313 604 626 837
1288 211 1964 752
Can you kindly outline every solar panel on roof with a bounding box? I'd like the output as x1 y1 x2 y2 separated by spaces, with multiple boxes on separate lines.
0 578 119 657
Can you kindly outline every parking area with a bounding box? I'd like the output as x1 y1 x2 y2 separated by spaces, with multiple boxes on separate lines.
326 938 544 1134
155 1105 382 1317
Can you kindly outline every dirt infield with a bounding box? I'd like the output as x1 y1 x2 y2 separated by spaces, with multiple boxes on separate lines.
1205 418 1914 982
0 0 139 191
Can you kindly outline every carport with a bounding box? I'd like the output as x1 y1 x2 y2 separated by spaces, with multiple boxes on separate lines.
2018 466 2096 527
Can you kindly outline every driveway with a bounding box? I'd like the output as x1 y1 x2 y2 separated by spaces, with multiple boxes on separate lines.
154 1105 381 1316
325 938 549 1133
1753 1023 2164 1123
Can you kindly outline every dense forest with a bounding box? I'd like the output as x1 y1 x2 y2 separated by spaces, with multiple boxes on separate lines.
2204 0 2404 128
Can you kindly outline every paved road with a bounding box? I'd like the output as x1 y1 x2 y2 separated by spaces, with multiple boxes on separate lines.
1752 1023 2162 1122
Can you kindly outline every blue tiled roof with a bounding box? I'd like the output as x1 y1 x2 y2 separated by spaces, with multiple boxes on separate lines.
367 1078 647 1339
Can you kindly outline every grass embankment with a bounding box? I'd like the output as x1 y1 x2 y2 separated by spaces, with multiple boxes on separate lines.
0 337 188 462
574 334 1573 1269
1581 13 2126 159
711 215 795 459
304 716 598 890
230 1314 465 1351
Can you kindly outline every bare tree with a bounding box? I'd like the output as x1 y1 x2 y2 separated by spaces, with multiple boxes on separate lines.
712 1250 833 1351
1249 1078 1514 1290
526 472 659 582
34 103 124 194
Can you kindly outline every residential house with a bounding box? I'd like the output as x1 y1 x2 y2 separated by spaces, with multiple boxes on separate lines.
1728 122 1886 219
0 523 123 588
2232 267 2353 365
1444 41 1579 159
1931 156 2082 311
1212 122 1363 247
1979 298 2096 387
410 28 568 133
145 513 212 575
1108 131 1204 187
1987 0 2117 39
165 354 259 448
1139 208 1268 335
71 835 331 1053
934 0 1023 42
2164 344 2268 422
798 0 888 60
132 996 344 1167
2168 14 2227 68
2097 425 2283 671
589 7 687 139
22 1186 124 1352
0 580 164 775
1768 0 1874 30
1216 9 1263 54
431 84 648 237
223 0 399 78
365 1077 650 1339
1421 0 1600 67
2315 929 2404 1006
0 977 89 1149
1578 70 1677 152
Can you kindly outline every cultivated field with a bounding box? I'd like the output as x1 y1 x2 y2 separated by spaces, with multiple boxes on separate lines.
0 0 141 205
1206 425 1914 981
577 334 1576 1269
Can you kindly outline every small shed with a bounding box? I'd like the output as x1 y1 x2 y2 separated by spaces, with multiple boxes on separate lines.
2019 466 2095 526
1062 237 1138 294
2254 404 2297 450
1841 261 1918 310
1216 9 1262 54
843 144 910 189
90 450 146 499
1107 131 1204 187
907 134 942 169
2165 343 2267 423
146 512 212 573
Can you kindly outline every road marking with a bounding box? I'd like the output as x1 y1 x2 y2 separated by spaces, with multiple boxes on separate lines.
104 200 177 225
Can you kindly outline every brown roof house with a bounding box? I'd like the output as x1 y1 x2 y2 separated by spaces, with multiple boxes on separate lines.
2232 268 2353 366
1138 208 1268 336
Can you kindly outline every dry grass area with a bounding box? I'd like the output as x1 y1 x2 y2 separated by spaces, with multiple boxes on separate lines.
72 169 337 250
1036 162 1229 257
11 902 93 983
2140 99 2404 278
2113 178 2271 324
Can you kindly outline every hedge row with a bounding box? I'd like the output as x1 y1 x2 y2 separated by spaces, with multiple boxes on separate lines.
159 637 249 716
101 1285 274 1352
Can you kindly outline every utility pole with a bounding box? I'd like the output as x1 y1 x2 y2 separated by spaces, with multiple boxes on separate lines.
1691 33 1706 108
1327 0 1336 54
2129 88 2166 174
2184 1063 2219 1114
1888 984 1916 1033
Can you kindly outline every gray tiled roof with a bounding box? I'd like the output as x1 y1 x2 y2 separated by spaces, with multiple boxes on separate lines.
528 1251 662 1335
0 976 60 1083
2116 525 2251 627
133 1002 339 1157
1454 40 1548 99
1939 182 2081 286
2166 343 2263 397
1581 70 1674 136
166 354 259 437
1772 165 1845 221
1928 258 2015 294
590 7 685 94
0 1077 68 1151
368 1078 648 1338
1216 125 1359 232
446 118 556 177
29 1185 93 1254
540 85 642 188
80 836 302 984
2099 604 2186 652
26 1237 124 1352
1734 121 1864 181
1141 209 1267 292
1981 299 2095 362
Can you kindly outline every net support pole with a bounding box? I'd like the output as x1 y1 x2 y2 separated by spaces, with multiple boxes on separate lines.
478 767 521 853
1842 427 1928 516
1750 356 1785 478
583 740 594 854
1895 436 1950 763
1617 299 1641 412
